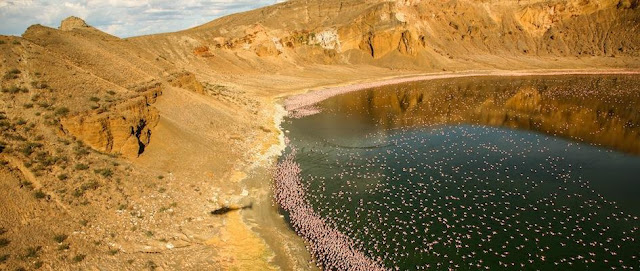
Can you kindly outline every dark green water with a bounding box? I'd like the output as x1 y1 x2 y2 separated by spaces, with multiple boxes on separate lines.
281 75 640 270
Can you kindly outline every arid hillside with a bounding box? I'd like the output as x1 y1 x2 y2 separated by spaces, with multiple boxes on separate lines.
0 0 639 270
131 0 640 73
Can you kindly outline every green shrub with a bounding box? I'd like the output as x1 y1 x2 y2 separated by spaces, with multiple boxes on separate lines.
107 90 116 95
0 254 8 263
33 190 46 199
72 254 86 263
37 102 51 109
57 243 69 251
53 234 68 243
75 163 89 170
54 107 69 116
57 174 68 181
21 142 42 156
3 69 20 80
0 238 9 247
146 260 158 270
24 246 40 258
108 249 119 255
2 85 26 94
89 96 100 102
0 40 5 45
81 180 100 191
23 103 34 109
34 261 43 269
72 189 84 198
94 168 113 178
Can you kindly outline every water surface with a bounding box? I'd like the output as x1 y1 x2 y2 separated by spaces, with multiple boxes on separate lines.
280 75 640 270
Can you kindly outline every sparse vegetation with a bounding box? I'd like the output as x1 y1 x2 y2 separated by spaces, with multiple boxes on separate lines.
33 190 47 199
0 254 8 263
53 234 68 243
94 168 113 178
34 261 44 269
72 189 84 198
75 163 89 170
107 90 116 95
72 254 86 263
37 102 51 109
0 238 9 247
23 103 34 109
23 246 40 258
89 96 100 102
54 107 70 116
1 85 28 94
108 248 119 255
21 142 42 156
30 81 49 89
146 260 158 270
3 68 21 80
57 174 69 180
57 243 70 250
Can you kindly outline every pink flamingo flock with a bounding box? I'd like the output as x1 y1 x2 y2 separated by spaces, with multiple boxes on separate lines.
274 147 386 271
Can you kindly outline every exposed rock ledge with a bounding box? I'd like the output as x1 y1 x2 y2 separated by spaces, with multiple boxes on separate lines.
59 16 90 31
60 86 162 158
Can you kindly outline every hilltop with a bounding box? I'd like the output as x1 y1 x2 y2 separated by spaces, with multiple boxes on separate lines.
0 0 638 269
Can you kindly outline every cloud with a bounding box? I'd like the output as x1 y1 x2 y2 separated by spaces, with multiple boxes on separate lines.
0 0 283 38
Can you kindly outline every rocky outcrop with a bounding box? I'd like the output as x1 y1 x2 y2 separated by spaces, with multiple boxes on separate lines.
168 72 205 94
61 87 162 158
59 16 89 31
143 0 639 69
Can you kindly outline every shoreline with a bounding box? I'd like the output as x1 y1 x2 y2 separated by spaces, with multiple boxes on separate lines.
283 69 640 112
264 68 640 270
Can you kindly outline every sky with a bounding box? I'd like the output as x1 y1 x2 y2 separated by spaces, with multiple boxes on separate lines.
0 0 286 38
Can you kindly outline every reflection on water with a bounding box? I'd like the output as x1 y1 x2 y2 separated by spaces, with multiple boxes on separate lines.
281 75 640 270
321 75 640 154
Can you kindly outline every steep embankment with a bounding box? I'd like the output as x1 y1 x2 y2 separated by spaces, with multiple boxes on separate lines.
130 0 640 74
1 16 283 270
0 0 639 270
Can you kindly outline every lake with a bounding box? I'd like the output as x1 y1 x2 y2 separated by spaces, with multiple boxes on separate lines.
276 75 640 270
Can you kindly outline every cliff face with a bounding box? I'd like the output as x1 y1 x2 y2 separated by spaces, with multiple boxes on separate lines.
60 87 162 158
129 0 640 72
